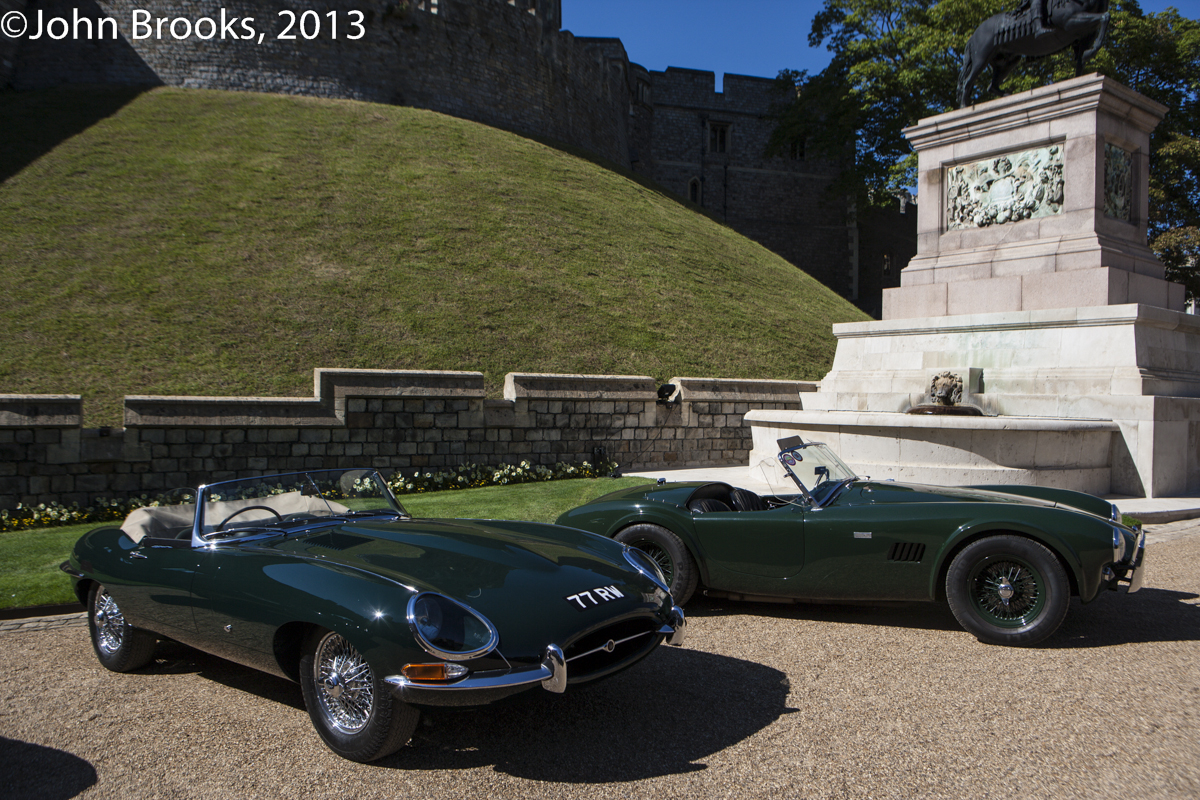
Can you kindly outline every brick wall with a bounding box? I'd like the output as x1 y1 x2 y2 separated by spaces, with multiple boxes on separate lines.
0 370 812 508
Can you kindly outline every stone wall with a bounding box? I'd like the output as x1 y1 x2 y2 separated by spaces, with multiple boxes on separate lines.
0 370 812 509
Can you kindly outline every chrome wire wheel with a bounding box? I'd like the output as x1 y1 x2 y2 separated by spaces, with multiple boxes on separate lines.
93 589 126 655
313 632 374 734
632 540 675 587
968 557 1045 628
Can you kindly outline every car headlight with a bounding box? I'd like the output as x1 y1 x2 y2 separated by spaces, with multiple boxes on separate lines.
624 546 671 595
1112 527 1128 563
406 592 499 661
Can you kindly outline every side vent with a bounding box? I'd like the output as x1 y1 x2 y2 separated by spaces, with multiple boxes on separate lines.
888 542 926 563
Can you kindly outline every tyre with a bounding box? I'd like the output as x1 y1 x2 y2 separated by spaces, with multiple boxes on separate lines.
945 535 1070 646
614 523 699 604
299 628 419 762
88 583 157 672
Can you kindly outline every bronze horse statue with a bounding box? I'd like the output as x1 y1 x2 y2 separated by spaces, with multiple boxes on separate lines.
957 0 1109 108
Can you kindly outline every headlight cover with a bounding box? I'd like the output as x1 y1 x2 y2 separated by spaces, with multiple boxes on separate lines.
406 592 499 661
624 546 671 595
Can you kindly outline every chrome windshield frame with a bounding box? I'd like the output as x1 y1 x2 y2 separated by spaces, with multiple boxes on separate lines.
188 468 407 547
776 441 859 509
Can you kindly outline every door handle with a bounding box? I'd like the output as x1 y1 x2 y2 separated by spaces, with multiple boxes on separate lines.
131 551 149 559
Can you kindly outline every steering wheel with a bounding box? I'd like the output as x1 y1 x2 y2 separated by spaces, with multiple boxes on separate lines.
217 505 284 530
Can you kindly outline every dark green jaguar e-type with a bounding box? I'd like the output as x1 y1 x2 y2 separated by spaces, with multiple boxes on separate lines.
62 468 685 762
555 437 1146 647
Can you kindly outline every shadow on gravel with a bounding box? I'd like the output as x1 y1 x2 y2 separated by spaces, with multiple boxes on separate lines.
1045 587 1200 648
0 736 97 800
686 594 963 632
380 646 794 782
146 640 305 710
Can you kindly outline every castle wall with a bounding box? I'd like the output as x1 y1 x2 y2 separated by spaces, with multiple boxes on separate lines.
646 68 853 296
10 0 634 165
0 370 810 508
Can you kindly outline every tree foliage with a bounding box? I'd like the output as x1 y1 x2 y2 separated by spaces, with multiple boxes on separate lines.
772 0 1200 292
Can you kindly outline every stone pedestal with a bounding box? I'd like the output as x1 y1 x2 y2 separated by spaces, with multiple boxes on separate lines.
885 74 1183 319
748 77 1199 498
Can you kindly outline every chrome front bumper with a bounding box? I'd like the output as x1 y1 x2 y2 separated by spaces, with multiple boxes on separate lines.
385 605 686 703
1123 528 1147 593
1106 528 1147 594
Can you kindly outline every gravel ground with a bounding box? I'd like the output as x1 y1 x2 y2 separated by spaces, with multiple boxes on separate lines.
2 525 1198 800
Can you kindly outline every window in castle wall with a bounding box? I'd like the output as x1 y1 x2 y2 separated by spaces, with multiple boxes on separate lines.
417 0 438 13
883 252 893 275
709 123 729 155
790 140 805 161
689 178 701 204
637 82 651 105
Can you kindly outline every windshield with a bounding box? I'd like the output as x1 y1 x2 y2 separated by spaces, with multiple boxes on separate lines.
778 442 858 506
198 469 407 538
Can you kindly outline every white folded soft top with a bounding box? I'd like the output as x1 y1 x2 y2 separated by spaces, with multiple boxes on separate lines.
120 491 349 543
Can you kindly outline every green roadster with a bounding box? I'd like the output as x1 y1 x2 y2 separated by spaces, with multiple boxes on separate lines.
555 437 1146 646
62 468 684 762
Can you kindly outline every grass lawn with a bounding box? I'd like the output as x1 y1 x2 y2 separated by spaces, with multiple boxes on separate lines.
0 476 651 611
0 86 867 426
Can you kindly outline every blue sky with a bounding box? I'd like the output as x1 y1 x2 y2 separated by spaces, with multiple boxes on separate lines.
561 1 1199 89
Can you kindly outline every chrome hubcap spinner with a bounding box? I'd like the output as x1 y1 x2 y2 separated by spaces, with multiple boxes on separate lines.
314 633 374 734
94 590 125 654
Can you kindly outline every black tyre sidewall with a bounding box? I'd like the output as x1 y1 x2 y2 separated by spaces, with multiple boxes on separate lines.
299 628 418 762
87 583 156 672
614 523 699 604
946 535 1070 646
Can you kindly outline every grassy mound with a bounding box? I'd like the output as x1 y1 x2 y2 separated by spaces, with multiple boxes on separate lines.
0 86 869 425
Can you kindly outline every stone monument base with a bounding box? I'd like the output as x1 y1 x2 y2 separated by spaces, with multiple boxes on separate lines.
748 304 1200 498
746 411 1117 495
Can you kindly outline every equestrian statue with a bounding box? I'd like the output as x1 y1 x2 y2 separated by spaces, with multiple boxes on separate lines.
957 0 1110 108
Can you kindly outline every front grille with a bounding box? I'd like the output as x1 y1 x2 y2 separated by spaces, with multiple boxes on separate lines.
888 542 926 562
564 617 660 681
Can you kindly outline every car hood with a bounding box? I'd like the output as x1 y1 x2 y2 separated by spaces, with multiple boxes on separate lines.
848 481 1058 508
268 517 666 654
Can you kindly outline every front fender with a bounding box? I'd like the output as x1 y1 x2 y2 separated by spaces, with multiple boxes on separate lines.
928 518 1087 601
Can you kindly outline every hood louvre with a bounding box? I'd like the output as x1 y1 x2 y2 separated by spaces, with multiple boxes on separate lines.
306 532 373 551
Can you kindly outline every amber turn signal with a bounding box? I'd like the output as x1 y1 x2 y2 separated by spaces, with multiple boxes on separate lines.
401 662 469 682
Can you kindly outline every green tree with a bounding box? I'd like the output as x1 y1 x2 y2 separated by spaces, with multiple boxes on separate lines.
773 0 1200 294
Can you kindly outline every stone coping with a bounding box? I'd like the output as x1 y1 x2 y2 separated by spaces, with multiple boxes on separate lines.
503 373 657 401
668 376 819 403
744 409 1120 432
0 396 83 427
831 303 1200 339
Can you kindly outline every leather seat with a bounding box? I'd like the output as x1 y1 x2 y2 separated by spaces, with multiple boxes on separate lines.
688 498 732 514
728 488 765 512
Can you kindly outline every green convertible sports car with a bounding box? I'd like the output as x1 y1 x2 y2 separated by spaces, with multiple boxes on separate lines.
62 468 685 762
556 436 1146 646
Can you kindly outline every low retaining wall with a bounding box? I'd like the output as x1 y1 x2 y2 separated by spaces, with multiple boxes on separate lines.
0 370 814 508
